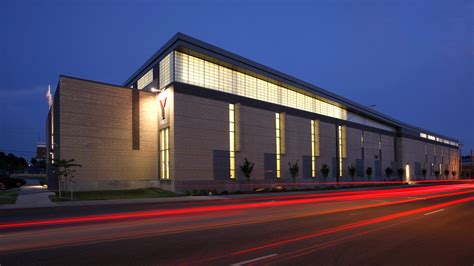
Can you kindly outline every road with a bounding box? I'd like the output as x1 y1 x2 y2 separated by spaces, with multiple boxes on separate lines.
0 183 473 265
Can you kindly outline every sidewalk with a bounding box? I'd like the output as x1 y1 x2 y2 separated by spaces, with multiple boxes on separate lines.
7 185 55 209
0 184 415 210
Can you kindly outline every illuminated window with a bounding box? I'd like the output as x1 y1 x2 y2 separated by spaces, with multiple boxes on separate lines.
420 133 427 138
311 120 320 177
337 125 346 177
50 105 55 164
229 104 236 179
405 163 410 182
159 52 174 89
137 69 153 90
276 113 281 178
173 51 348 121
160 128 170 179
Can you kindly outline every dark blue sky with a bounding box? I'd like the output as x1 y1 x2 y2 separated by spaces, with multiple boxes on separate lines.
1 0 473 159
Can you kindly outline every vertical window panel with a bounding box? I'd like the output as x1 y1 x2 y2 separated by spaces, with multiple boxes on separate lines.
229 104 236 179
160 128 170 179
275 113 281 178
137 69 153 90
311 120 320 177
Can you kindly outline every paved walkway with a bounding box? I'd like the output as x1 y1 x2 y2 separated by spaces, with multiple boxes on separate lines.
7 185 55 209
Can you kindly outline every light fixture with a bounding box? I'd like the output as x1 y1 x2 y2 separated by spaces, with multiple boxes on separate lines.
150 87 159 92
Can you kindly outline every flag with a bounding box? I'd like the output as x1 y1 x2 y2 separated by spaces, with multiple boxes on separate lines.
46 84 53 108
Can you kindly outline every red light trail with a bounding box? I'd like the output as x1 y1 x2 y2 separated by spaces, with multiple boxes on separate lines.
231 196 474 256
0 184 472 230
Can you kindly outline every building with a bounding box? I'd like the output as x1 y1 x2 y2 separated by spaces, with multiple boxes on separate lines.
46 33 460 192
461 153 473 179
36 142 46 161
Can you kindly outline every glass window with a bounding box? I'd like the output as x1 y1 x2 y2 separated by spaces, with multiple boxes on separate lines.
276 113 281 178
169 51 403 133
338 125 346 177
311 120 320 177
229 104 236 179
137 69 153 90
160 128 170 179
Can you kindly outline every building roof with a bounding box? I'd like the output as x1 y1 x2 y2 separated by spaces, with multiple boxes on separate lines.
123 32 458 145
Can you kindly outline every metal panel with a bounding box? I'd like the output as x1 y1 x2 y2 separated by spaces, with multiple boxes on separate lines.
375 160 382 177
132 86 140 150
302 155 312 179
213 150 230 180
356 159 365 177
264 153 276 180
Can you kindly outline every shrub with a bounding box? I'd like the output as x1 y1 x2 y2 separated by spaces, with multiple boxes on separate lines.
240 158 255 182
451 171 457 178
288 160 299 182
366 167 373 181
421 168 427 179
348 165 356 181
320 164 330 181
444 169 450 179
397 168 405 180
385 167 393 180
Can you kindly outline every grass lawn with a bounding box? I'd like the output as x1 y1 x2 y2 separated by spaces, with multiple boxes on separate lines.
0 188 21 204
49 187 179 201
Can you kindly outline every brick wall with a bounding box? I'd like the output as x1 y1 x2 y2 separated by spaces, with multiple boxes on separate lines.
57 77 158 191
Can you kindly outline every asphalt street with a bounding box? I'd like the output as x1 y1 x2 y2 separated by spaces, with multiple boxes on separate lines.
0 184 473 265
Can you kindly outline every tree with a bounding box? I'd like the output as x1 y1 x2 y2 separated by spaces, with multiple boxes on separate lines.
348 165 356 182
0 152 28 173
288 160 299 183
320 164 329 182
30 158 38 167
444 169 450 180
385 167 393 181
397 168 405 181
421 168 427 180
52 159 82 199
239 158 255 190
366 167 373 181
451 171 457 179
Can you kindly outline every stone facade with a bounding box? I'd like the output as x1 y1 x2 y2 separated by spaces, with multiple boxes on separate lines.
47 76 460 192
398 137 459 180
47 77 158 191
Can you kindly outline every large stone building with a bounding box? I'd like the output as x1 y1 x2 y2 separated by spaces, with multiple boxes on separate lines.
46 33 460 192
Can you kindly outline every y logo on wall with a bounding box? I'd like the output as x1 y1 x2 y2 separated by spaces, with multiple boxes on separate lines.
159 90 168 126
160 97 167 120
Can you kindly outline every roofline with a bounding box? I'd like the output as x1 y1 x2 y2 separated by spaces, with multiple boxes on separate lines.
122 33 459 144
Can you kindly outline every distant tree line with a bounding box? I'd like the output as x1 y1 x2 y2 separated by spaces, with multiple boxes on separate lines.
0 152 28 174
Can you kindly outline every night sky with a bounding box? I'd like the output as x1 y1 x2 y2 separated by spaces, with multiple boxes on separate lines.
1 0 473 159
